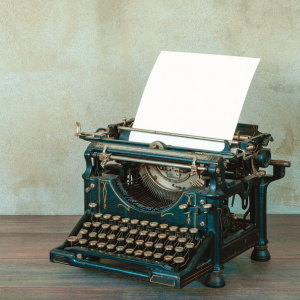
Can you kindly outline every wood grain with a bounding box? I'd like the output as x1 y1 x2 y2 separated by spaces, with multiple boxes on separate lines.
0 215 299 300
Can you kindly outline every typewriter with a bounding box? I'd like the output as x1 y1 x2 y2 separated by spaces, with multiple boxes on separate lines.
50 118 290 288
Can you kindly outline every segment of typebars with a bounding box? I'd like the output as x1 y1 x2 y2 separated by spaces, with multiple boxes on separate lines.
117 126 240 144
66 205 203 272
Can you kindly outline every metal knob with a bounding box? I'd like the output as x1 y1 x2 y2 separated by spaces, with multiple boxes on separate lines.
67 236 78 247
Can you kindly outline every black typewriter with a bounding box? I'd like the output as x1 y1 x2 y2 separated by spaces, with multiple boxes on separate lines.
50 118 290 288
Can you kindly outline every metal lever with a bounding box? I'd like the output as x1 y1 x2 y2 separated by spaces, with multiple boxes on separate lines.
75 122 107 138
179 204 202 215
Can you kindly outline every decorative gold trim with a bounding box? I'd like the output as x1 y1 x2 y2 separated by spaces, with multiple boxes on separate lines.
161 212 174 217
102 182 107 209
118 204 130 211
150 275 176 287
98 179 101 213
187 213 191 224
53 259 69 265
182 265 212 284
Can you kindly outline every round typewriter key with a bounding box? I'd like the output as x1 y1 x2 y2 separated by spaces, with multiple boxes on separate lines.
178 237 187 246
131 219 139 228
67 236 78 246
186 242 195 248
140 220 149 230
97 242 106 251
102 224 110 233
145 241 153 251
117 237 125 246
83 222 92 231
112 215 121 222
89 240 97 249
125 248 134 256
134 250 143 258
89 232 97 241
120 226 129 237
111 225 119 234
169 226 178 235
106 244 115 252
179 227 189 236
126 237 135 247
92 222 101 231
79 239 88 248
135 239 144 250
165 245 174 255
158 233 167 243
129 229 138 239
168 235 177 245
173 256 185 272
154 253 163 261
88 203 98 214
159 224 168 233
103 214 112 223
139 230 148 240
98 233 107 242
186 242 195 258
164 255 173 265
107 234 116 244
154 243 164 253
80 229 88 239
150 222 159 229
121 218 130 226
144 251 153 259
94 213 102 222
189 228 199 241
148 232 158 242
116 246 125 254
175 246 184 254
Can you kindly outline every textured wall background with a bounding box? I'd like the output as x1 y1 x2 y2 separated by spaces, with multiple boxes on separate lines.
1 0 299 215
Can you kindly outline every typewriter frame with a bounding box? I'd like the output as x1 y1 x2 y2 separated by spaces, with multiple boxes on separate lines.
50 121 290 288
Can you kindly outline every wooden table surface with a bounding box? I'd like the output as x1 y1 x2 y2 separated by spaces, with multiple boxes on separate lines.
0 215 299 300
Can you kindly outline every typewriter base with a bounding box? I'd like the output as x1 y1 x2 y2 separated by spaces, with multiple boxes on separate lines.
251 245 271 262
204 270 225 288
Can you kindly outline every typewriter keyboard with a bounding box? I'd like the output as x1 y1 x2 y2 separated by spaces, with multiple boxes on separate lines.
66 210 203 272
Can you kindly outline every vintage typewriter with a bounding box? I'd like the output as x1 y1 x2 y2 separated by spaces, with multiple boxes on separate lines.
50 118 290 288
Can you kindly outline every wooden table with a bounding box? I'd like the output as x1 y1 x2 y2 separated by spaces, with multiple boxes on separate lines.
0 215 299 300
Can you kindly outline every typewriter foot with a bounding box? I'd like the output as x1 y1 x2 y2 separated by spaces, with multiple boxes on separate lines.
251 245 271 262
204 270 225 288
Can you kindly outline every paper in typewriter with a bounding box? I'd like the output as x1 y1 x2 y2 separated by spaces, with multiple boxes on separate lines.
130 51 260 151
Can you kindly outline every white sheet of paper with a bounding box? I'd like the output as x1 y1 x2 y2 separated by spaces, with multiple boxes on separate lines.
129 51 260 151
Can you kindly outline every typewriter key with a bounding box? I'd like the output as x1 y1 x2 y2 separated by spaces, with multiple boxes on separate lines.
179 227 189 236
94 213 102 222
102 224 110 234
79 239 87 248
178 237 187 246
107 234 116 244
89 232 97 241
116 246 125 254
121 218 130 226
159 224 168 233
150 222 159 229
92 222 101 231
117 237 125 246
168 235 177 245
106 244 115 252
173 256 185 272
97 242 106 251
154 243 164 253
175 246 184 255
135 240 144 250
98 233 107 242
129 229 138 239
120 227 129 237
186 242 195 258
144 251 153 259
67 236 78 246
169 226 178 234
89 240 97 249
158 233 167 243
125 248 134 256
88 203 98 215
83 222 92 231
131 219 139 228
134 250 143 258
165 245 174 255
189 228 198 242
111 225 119 235
148 232 158 242
140 220 149 230
126 237 134 247
112 215 121 224
145 241 153 251
103 214 112 223
164 255 173 265
154 253 163 261
80 229 88 239
139 231 148 240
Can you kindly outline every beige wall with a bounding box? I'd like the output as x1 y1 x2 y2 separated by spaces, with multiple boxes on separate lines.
1 0 299 215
